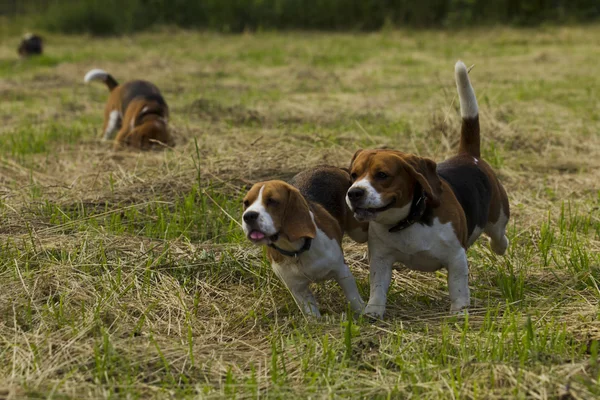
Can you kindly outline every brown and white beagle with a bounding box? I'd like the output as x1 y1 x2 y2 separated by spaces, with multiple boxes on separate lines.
242 166 368 317
346 61 510 318
84 69 174 150
18 33 43 57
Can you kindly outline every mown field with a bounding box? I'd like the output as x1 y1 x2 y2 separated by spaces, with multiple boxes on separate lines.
0 26 599 398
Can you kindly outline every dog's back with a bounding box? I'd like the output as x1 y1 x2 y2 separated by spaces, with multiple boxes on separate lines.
18 34 43 57
289 166 368 243
289 166 350 225
119 80 168 117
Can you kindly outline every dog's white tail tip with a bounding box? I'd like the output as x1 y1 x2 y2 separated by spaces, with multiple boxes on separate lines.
454 60 478 119
84 68 108 83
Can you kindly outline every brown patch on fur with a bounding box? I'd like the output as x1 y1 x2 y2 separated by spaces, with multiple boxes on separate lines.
113 99 173 150
311 202 343 243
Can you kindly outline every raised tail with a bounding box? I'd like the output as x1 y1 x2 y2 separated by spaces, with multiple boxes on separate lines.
84 69 119 91
455 61 480 158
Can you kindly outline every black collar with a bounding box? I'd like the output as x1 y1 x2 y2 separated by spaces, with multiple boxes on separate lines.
269 237 312 258
388 185 428 233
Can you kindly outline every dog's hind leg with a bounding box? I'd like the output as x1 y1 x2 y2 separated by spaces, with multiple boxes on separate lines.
103 110 121 140
485 209 509 255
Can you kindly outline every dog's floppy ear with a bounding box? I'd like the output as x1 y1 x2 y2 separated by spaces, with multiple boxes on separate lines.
402 155 442 207
349 149 363 169
281 185 316 243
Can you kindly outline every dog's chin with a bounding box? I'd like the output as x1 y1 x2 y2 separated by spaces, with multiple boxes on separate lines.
352 198 396 222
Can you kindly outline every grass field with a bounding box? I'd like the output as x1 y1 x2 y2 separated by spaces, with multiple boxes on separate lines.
1 26 600 398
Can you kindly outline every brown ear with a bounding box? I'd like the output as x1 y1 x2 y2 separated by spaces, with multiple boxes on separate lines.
281 186 316 243
349 149 363 169
402 156 442 208
126 127 147 150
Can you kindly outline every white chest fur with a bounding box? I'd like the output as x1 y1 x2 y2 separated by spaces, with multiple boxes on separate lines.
369 217 463 272
272 225 344 283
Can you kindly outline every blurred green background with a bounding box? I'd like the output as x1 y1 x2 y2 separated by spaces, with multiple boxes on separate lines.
2 0 599 35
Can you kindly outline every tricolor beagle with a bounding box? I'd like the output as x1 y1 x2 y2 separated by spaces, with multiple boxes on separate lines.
242 166 368 317
18 33 43 57
346 61 510 318
84 69 174 150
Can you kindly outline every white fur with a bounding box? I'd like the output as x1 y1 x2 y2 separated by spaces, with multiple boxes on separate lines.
374 202 411 225
363 218 470 318
242 186 277 238
346 178 384 209
104 110 121 140
23 33 34 40
485 209 509 255
455 61 478 119
84 69 109 84
272 215 364 317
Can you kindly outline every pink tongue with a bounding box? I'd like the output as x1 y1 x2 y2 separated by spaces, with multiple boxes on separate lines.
250 231 265 240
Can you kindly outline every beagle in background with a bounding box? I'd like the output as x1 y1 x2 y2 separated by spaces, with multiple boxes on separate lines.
242 166 368 317
346 61 510 319
84 69 174 150
18 33 43 57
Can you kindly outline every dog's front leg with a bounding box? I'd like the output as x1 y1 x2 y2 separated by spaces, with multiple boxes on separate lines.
363 252 395 319
333 263 365 314
113 126 132 150
288 283 321 317
447 249 470 313
274 267 321 317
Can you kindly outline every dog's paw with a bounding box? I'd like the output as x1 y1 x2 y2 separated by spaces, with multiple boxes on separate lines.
362 304 385 321
449 305 469 316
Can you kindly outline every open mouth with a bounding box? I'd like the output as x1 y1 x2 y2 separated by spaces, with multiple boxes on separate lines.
353 198 395 220
247 230 279 244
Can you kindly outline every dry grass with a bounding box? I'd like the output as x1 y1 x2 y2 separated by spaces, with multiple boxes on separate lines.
0 26 599 398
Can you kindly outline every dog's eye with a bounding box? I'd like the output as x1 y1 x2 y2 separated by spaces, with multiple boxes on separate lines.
350 173 357 181
266 198 278 207
375 171 389 180
243 200 250 208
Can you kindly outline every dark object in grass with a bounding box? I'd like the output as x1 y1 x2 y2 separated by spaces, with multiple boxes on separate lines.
18 33 43 57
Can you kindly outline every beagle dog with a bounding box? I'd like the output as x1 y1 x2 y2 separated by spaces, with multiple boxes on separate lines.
346 61 510 318
242 166 368 317
84 69 174 150
18 33 43 57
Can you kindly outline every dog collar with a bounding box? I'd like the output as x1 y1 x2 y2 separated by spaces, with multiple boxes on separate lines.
388 186 428 233
269 237 313 258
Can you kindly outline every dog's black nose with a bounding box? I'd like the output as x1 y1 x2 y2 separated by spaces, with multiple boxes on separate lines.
347 187 365 201
243 211 259 223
